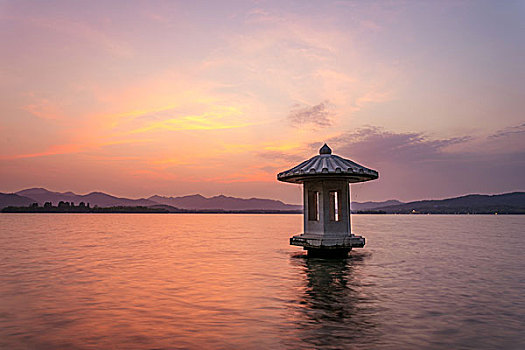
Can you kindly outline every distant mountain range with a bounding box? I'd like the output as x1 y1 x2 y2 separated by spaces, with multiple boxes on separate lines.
1 188 524 214
0 188 301 211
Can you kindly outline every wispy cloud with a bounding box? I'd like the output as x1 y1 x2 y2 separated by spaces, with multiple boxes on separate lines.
0 138 152 161
288 101 332 127
489 122 525 138
0 143 86 160
22 97 64 121
326 126 471 163
129 113 253 134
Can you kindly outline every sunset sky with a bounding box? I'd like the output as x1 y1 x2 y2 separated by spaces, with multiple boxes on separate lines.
1 0 524 204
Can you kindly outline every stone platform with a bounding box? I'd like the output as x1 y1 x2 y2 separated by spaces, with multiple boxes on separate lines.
290 233 365 257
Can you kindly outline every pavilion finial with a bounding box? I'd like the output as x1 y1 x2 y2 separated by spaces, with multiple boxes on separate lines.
319 143 332 155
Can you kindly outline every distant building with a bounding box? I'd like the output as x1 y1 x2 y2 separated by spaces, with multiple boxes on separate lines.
277 144 379 257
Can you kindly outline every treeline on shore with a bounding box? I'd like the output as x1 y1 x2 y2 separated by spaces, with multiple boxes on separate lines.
2 202 169 213
1 202 302 214
353 207 524 214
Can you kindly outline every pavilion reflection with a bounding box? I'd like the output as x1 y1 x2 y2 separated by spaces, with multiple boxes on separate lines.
288 254 379 349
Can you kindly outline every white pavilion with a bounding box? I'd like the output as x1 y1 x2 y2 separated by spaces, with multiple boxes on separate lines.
277 144 379 257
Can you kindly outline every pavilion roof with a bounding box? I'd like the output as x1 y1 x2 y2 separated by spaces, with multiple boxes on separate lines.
277 144 379 184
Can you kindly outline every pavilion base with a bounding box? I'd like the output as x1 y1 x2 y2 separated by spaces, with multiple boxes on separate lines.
290 233 365 258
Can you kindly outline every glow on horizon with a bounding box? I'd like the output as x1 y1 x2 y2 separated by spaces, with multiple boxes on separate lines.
0 1 524 203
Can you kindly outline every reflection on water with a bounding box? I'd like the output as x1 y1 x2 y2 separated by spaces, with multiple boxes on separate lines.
290 253 380 349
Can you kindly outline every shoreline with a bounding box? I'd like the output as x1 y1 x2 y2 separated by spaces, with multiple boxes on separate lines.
1 211 522 215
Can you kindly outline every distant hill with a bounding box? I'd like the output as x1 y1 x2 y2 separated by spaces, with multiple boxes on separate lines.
15 188 157 207
351 200 403 211
149 194 302 211
0 193 36 209
370 192 525 214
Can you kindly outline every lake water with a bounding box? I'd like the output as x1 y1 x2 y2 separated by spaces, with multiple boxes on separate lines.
0 214 524 349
